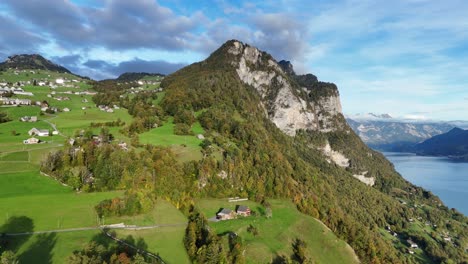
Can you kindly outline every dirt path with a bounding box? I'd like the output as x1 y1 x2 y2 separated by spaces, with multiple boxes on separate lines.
4 223 187 236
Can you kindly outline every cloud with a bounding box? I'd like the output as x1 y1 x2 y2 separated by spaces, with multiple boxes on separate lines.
0 14 46 54
3 0 205 51
79 58 186 79
52 54 82 66
110 58 186 75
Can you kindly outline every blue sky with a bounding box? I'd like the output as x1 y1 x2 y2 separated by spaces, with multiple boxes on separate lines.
0 0 467 121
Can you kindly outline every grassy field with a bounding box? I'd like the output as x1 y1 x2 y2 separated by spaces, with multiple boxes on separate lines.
3 200 189 264
139 118 204 161
196 199 359 264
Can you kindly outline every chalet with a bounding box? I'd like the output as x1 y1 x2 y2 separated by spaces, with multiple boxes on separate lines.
23 137 39 144
0 97 31 105
407 239 418 248
28 128 49 137
20 116 37 122
63 107 70 112
217 208 235 220
236 205 251 217
55 78 64 84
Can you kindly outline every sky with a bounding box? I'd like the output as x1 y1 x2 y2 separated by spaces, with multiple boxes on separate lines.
0 0 467 121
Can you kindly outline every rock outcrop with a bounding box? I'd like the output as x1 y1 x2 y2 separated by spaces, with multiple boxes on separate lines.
227 40 344 136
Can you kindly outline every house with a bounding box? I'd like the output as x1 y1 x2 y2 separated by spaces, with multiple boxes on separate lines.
55 78 64 84
0 97 31 105
28 128 49 137
217 208 235 220
236 205 251 217
197 134 205 140
407 239 418 248
20 116 37 122
63 107 70 112
23 137 39 144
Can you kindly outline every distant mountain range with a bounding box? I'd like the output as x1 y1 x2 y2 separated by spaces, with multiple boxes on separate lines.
116 72 164 82
346 116 454 151
413 127 468 161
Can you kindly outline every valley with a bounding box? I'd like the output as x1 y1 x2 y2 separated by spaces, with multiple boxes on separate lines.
0 42 467 264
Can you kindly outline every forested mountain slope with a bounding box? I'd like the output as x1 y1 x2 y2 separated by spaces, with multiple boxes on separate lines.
158 40 468 263
41 40 468 263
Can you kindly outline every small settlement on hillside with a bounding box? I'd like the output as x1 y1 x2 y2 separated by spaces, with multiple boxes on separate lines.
216 205 251 220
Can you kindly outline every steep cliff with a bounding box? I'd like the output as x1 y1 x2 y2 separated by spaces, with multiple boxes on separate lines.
224 40 344 136
158 40 468 263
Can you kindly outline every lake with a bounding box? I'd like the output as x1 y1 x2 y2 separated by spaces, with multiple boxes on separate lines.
383 152 468 216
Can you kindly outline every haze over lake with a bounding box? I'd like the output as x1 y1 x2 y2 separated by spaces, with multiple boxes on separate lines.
384 152 468 216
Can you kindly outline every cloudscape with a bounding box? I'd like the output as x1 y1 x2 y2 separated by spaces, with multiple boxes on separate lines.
1 0 467 120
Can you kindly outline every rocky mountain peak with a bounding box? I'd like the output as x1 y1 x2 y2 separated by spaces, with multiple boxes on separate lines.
278 60 295 75
217 40 345 136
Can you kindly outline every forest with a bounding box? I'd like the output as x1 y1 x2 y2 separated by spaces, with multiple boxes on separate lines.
39 45 468 263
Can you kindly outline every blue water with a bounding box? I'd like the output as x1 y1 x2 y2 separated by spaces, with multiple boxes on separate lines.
383 152 468 216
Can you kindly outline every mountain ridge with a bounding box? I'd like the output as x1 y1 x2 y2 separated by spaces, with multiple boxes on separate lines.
159 39 468 263
0 54 71 73
413 127 468 160
116 72 164 82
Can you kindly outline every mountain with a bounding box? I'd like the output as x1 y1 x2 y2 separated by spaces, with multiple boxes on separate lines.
116 72 164 82
413 127 468 160
158 40 468 263
346 117 454 151
0 54 71 73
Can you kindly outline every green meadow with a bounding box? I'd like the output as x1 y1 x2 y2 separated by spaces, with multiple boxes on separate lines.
139 118 205 161
196 199 359 264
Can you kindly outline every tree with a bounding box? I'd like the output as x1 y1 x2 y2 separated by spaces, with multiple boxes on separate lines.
0 251 19 264
292 239 310 264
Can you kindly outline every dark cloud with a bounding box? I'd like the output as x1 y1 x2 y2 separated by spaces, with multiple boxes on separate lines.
193 12 310 62
3 0 203 51
110 58 186 75
3 0 91 47
80 58 186 80
0 14 46 54
1 0 311 78
83 60 111 69
249 13 310 61
52 54 82 66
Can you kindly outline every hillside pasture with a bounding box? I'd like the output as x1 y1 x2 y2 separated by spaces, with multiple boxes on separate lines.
196 198 359 264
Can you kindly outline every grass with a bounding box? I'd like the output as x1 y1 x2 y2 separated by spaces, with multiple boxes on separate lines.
196 199 359 264
0 171 71 198
4 200 189 264
139 118 204 161
0 151 29 161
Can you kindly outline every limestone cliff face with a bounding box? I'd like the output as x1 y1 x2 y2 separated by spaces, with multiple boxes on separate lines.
226 40 344 136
